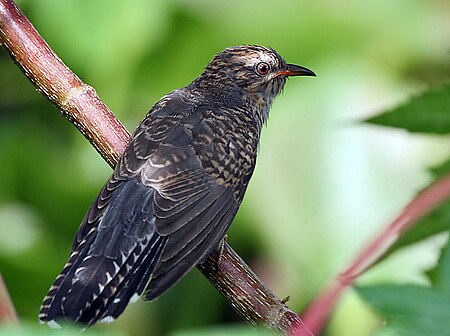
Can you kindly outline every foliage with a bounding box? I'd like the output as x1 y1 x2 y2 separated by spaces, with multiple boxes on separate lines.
365 84 450 134
359 83 450 335
1 1 449 336
357 244 450 336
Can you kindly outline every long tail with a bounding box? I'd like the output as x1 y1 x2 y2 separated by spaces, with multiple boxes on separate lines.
39 178 166 327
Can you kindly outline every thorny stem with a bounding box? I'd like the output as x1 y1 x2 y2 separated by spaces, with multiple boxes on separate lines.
0 0 311 334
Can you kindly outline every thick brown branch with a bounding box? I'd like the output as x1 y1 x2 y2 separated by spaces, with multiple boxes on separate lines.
0 0 309 334
198 244 312 335
0 0 129 167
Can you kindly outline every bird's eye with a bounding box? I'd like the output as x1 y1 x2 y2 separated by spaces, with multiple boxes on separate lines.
255 62 270 76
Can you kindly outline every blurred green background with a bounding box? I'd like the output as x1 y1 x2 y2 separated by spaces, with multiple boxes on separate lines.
1 0 449 335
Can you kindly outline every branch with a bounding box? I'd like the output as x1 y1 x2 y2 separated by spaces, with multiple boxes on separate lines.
0 273 18 325
296 171 450 335
0 0 129 167
0 0 310 334
198 244 312 335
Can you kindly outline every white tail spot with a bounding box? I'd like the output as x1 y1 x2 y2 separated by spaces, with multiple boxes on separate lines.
130 293 140 303
47 320 62 329
99 316 115 324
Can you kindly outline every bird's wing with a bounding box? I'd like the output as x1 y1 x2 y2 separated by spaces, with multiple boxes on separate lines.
71 93 193 248
141 105 258 301
40 92 257 326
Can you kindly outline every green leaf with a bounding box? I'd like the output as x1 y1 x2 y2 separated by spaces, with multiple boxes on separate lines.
356 284 450 335
357 239 450 335
365 83 450 134
372 327 403 336
430 157 450 180
378 158 450 262
427 243 450 297
380 201 450 262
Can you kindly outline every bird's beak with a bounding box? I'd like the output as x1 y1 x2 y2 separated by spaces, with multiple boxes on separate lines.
275 64 316 77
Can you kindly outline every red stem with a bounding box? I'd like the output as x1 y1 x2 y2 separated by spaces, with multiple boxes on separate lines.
0 273 18 325
5 0 448 334
296 174 450 335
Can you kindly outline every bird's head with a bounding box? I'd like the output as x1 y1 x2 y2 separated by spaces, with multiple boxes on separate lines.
191 45 315 123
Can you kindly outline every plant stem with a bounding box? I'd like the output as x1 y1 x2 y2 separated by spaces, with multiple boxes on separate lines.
198 244 312 335
0 0 129 167
0 273 18 325
297 174 450 335
0 0 310 334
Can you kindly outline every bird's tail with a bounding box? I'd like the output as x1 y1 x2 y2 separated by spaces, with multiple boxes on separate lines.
39 229 166 327
39 179 167 327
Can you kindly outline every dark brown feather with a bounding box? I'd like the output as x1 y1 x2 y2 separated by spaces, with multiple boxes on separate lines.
39 45 312 327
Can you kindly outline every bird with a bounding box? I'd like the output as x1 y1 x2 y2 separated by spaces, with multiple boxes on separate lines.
39 45 315 328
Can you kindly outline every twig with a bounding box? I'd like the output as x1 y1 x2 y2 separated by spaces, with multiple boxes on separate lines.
0 273 18 325
297 173 450 335
0 0 310 334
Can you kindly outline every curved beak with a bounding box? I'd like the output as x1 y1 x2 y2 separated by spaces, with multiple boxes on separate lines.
276 64 316 77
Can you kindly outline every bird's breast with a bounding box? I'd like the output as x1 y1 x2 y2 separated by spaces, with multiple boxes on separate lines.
188 107 259 188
